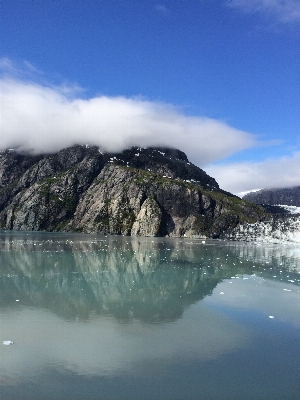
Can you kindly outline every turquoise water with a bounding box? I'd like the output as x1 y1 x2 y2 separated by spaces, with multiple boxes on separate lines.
0 231 300 399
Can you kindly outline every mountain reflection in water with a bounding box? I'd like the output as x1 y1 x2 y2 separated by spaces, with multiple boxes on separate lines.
1 232 300 400
0 231 299 323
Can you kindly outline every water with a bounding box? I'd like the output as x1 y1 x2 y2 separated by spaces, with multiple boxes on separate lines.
0 231 300 400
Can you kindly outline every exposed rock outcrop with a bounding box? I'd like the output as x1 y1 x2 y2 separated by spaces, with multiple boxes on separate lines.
0 145 267 238
131 198 162 236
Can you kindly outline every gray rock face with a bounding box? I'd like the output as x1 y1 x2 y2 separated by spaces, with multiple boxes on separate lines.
0 145 266 238
131 198 162 236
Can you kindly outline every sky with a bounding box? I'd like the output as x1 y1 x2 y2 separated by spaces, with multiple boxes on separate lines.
0 0 299 195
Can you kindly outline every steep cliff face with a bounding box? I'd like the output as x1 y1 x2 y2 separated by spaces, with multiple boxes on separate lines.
243 186 300 206
0 145 266 237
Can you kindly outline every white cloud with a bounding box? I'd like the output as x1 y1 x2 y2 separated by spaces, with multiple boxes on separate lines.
155 4 169 14
206 151 300 195
228 0 300 23
5 59 297 196
0 73 256 166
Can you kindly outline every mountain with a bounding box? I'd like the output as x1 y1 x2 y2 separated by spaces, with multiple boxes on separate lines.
243 187 300 207
0 145 266 238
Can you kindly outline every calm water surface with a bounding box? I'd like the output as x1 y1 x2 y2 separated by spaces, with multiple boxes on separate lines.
0 231 300 399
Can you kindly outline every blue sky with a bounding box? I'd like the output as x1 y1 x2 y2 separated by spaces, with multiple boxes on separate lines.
1 0 300 194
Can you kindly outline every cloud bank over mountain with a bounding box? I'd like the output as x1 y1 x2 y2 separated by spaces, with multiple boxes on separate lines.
206 151 300 195
0 72 255 167
1 59 298 194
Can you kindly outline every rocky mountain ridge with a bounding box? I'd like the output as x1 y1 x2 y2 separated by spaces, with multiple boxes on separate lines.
243 186 300 207
0 145 266 238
